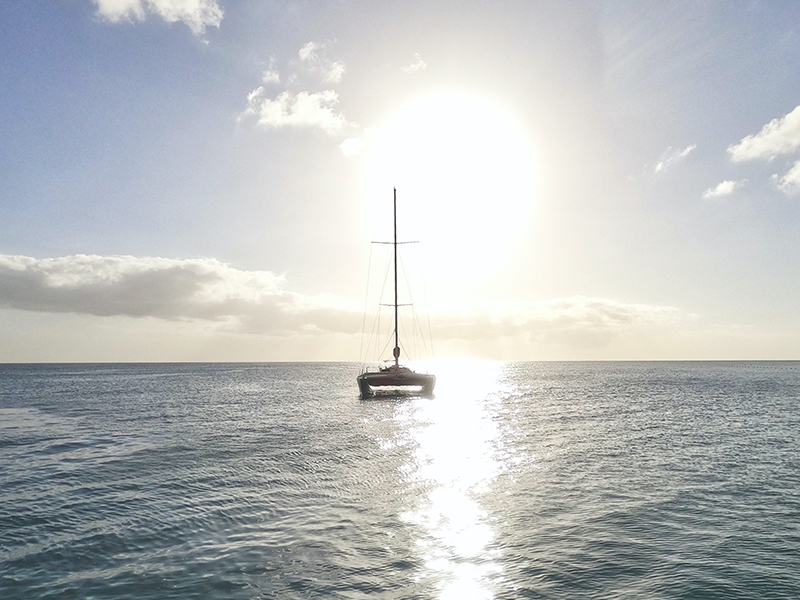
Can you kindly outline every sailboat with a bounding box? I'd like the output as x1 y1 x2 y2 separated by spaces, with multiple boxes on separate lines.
357 188 436 399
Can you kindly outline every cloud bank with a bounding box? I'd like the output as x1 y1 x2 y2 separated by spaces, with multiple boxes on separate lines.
728 104 800 162
433 297 680 348
0 255 682 350
93 0 223 34
0 254 360 335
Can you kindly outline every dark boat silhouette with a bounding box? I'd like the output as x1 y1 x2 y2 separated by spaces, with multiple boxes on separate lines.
357 188 436 399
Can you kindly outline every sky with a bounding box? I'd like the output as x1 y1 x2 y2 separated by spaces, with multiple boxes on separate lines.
3 0 800 362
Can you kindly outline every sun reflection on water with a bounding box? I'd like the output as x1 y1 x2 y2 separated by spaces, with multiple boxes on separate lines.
395 360 506 599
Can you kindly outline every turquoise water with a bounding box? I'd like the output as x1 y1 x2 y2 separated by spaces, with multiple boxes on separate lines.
1 361 798 598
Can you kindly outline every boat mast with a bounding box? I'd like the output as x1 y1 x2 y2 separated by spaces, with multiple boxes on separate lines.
393 187 400 368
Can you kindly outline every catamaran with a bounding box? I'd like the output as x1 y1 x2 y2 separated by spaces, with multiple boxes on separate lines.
357 189 436 399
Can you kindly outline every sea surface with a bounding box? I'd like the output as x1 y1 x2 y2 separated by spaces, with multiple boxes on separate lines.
1 361 798 599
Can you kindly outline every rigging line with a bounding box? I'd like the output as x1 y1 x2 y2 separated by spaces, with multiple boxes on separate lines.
409 303 417 359
398 249 419 356
369 308 381 361
377 313 394 359
399 311 411 358
412 306 432 360
398 250 414 306
426 308 435 359
363 210 385 365
366 246 394 363
378 244 393 309
359 242 375 366
367 310 386 365
382 328 394 356
398 251 416 360
417 311 426 358
366 305 380 364
418 242 435 359
409 295 422 359
413 309 423 360
399 244 431 359
411 263 424 358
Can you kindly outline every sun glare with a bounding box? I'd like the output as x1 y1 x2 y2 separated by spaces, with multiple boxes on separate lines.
396 359 506 598
363 93 537 286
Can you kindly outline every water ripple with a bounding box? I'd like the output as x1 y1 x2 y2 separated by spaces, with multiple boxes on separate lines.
1 362 800 598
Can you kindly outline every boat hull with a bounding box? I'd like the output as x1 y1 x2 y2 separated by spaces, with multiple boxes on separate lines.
357 371 436 399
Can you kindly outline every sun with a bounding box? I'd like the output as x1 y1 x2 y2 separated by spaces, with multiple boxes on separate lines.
362 92 537 288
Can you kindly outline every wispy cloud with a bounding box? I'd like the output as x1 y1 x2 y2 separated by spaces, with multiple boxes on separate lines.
325 62 346 84
262 56 280 84
0 254 360 335
298 41 318 62
433 296 681 348
240 88 350 134
772 159 800 194
403 53 427 74
92 0 223 35
654 144 696 172
702 179 747 199
728 104 800 162
298 41 345 84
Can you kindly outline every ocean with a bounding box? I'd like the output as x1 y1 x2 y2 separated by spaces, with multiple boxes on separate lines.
1 361 798 599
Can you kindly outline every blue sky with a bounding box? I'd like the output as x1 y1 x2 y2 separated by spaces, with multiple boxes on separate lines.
3 0 800 361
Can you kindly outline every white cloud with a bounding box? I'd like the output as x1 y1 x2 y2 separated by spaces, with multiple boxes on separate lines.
298 41 319 62
432 296 681 348
0 254 360 335
323 61 346 84
241 43 351 135
728 104 800 162
772 159 800 194
240 88 350 134
262 69 280 84
262 56 280 84
702 179 747 199
297 41 345 83
654 144 696 172
339 137 364 157
93 0 223 35
403 53 427 74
